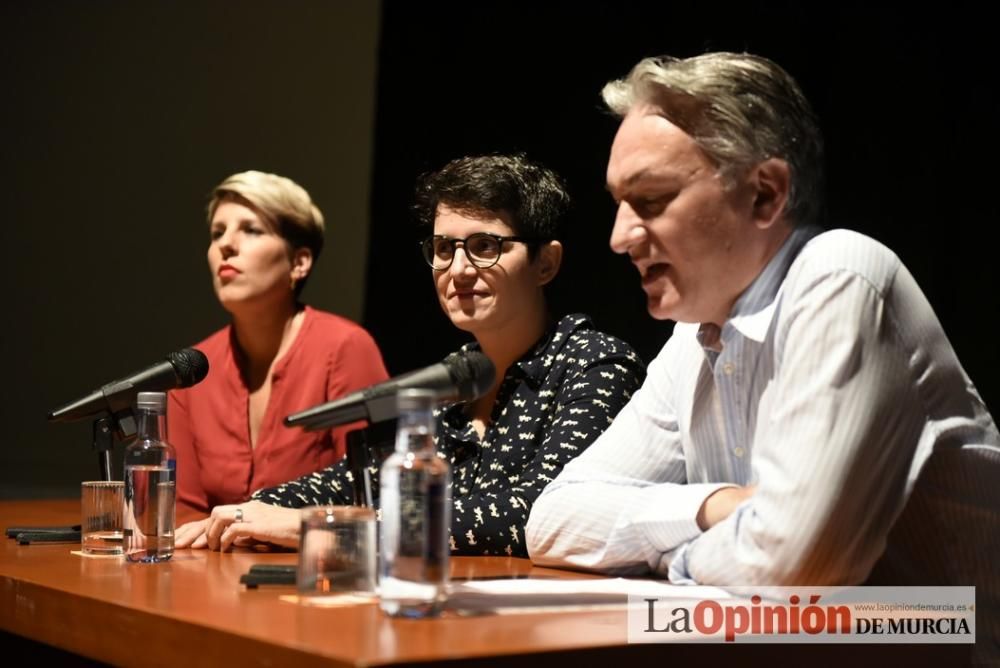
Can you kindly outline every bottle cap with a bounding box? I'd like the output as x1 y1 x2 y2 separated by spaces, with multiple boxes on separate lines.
396 388 436 413
136 391 167 411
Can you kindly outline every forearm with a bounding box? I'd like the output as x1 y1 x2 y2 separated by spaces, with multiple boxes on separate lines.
674 269 919 586
526 357 713 573
527 471 735 574
450 489 532 556
697 485 755 530
251 463 355 508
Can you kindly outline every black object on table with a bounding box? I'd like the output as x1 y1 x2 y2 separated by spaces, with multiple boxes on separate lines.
239 564 297 588
6 525 82 544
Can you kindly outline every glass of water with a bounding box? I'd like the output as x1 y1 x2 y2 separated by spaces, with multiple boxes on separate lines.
297 506 376 602
81 481 124 555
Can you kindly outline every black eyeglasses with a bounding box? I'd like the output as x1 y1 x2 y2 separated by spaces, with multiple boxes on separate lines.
420 233 545 270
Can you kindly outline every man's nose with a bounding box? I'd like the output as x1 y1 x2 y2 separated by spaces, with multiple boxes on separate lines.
609 201 647 255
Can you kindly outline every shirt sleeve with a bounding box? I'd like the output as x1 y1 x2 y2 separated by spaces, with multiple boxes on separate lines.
168 388 210 517
526 336 735 574
451 351 646 557
672 268 922 585
251 459 355 508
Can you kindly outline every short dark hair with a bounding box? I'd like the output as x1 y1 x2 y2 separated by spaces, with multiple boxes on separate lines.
413 154 570 257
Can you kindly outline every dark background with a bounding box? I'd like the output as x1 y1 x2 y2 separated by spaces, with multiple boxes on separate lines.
2 1 996 498
0 1 381 496
365 1 999 392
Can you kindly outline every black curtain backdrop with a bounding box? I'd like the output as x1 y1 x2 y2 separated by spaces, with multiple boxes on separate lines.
1 2 996 498
365 1 999 415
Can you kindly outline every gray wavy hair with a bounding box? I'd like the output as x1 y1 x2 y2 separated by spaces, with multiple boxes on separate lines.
602 52 824 227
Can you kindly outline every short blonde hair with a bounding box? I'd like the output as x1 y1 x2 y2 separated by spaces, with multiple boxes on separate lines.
207 170 325 262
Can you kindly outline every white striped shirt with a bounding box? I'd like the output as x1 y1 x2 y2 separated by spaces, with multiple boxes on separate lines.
526 227 999 616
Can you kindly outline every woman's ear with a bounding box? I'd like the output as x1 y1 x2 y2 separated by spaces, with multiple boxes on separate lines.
291 247 314 282
536 240 563 287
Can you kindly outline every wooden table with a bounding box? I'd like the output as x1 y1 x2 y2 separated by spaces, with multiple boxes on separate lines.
0 500 974 666
0 499 639 667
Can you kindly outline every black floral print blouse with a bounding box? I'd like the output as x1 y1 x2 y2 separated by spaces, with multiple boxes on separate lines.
252 313 645 557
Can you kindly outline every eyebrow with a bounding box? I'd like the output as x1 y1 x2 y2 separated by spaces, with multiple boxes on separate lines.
606 167 681 195
210 217 262 227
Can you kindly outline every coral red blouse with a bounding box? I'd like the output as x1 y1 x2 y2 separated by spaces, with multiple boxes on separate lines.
168 306 388 515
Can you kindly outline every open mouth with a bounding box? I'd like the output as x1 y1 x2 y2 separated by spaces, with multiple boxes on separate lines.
641 263 669 286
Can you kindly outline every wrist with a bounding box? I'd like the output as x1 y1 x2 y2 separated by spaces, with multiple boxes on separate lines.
696 485 750 531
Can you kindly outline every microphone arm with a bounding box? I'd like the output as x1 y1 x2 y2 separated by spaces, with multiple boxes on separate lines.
285 351 496 432
47 348 209 481
291 392 400 432
56 371 160 482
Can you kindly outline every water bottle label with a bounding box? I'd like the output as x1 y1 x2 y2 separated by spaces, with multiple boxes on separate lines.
398 473 425 556
425 479 449 568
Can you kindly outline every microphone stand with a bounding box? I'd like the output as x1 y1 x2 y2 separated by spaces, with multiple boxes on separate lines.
92 417 115 482
345 429 373 507
7 412 131 545
91 409 137 481
344 419 398 507
8 410 136 544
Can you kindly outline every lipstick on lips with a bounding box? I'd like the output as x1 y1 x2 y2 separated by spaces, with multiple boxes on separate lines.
218 264 241 279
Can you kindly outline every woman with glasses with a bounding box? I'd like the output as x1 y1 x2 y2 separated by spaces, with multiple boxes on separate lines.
169 171 389 518
176 155 645 556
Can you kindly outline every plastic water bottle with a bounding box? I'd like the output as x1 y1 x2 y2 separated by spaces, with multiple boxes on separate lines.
378 389 451 617
123 391 176 563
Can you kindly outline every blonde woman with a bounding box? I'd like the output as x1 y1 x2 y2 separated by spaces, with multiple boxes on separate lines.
170 171 388 516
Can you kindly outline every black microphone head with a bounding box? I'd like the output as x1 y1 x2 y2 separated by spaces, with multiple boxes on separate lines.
444 350 495 402
47 347 210 423
167 348 209 387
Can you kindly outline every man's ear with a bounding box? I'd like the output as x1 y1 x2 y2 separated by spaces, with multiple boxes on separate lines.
291 247 314 282
536 240 563 287
750 158 791 229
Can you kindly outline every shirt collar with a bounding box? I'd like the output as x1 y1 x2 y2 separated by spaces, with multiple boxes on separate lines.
720 225 820 344
458 313 593 385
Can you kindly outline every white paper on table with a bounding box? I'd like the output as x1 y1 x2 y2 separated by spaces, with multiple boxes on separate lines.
446 577 732 613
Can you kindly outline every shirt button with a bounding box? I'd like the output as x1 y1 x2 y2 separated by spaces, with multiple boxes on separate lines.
722 363 735 375
733 447 745 458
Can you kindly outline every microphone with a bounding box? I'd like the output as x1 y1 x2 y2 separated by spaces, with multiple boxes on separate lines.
285 350 496 431
47 348 210 423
